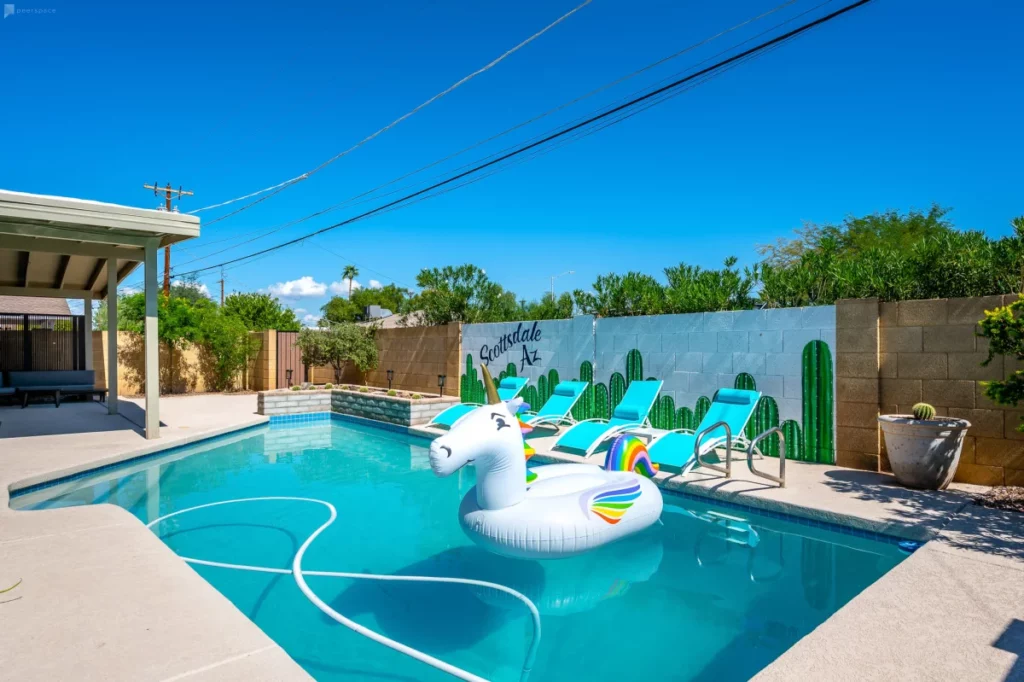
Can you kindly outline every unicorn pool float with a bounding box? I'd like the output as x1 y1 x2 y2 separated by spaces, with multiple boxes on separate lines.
429 364 663 559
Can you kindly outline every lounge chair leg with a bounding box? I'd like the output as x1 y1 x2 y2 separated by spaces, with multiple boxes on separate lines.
55 390 61 408
21 393 28 409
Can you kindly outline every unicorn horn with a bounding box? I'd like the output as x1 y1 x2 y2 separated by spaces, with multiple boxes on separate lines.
480 363 501 405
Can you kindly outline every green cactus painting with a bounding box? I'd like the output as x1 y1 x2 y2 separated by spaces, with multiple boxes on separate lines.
749 396 780 456
802 340 835 464
626 349 643 386
734 373 757 391
574 361 594 421
498 362 517 382
594 383 610 420
677 406 696 431
653 395 676 430
609 372 626 416
546 369 560 404
695 396 711 424
521 385 539 412
781 419 803 461
460 355 485 405
537 374 548 408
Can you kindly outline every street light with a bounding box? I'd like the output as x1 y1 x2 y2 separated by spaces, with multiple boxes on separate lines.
387 369 394 390
550 270 575 297
438 374 446 396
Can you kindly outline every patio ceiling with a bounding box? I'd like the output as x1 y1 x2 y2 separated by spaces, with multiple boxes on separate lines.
0 189 200 300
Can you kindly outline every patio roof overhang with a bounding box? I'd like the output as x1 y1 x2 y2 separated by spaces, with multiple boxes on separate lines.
0 189 199 299
0 189 202 440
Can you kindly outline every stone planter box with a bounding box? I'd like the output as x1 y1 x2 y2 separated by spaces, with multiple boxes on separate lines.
258 389 333 416
330 388 460 427
258 387 461 427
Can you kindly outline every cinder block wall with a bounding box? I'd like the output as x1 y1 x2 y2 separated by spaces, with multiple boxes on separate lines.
836 295 1023 486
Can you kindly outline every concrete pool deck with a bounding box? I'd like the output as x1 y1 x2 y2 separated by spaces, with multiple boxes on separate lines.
0 395 311 681
2 399 1021 681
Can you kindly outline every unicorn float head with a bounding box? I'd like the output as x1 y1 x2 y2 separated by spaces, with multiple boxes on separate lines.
428 362 530 510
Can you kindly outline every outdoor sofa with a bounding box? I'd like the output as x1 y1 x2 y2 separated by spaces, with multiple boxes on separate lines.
7 370 107 408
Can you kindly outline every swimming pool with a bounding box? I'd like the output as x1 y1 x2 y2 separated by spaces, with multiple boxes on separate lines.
11 417 906 681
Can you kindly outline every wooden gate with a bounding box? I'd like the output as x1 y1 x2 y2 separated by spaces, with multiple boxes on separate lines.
276 331 307 387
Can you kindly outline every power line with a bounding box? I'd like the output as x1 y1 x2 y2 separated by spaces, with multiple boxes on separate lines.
173 0 801 264
187 0 593 224
173 0 873 280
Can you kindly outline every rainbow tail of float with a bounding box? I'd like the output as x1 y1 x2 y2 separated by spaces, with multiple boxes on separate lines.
604 436 659 478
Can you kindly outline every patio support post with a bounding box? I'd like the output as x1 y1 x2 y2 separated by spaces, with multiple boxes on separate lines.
106 258 119 415
144 242 160 439
83 293 93 371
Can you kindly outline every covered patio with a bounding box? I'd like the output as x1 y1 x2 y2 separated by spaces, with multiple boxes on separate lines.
0 189 200 438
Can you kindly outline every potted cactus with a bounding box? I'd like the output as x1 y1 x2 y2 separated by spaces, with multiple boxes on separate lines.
878 403 971 490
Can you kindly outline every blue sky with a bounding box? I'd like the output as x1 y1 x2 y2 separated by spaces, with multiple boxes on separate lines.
2 0 1022 324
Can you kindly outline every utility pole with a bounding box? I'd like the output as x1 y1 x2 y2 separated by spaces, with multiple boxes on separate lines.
219 267 225 306
550 270 575 297
143 182 193 296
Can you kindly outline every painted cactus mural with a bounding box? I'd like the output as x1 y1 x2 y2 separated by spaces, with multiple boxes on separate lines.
695 396 711 424
802 340 835 464
626 349 643 386
677 406 696 431
609 372 626 416
734 373 757 392
594 383 610 421
573 361 595 421
750 396 780 457
781 419 803 462
460 355 486 405
652 394 676 430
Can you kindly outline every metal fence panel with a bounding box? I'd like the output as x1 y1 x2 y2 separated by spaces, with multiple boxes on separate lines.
0 313 86 372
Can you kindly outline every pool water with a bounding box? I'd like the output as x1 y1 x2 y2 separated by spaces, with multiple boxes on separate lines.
12 419 906 681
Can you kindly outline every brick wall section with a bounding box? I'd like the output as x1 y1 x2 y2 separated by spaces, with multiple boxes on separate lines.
835 298 882 472
878 294 1022 486
836 294 1023 486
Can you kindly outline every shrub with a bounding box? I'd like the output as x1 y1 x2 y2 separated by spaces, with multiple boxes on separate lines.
291 385 300 391
306 384 316 390
411 393 422 400
359 387 370 393
324 383 333 389
979 298 1024 431
199 313 261 392
387 389 397 396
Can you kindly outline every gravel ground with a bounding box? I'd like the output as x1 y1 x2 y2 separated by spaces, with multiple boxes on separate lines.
974 486 1024 513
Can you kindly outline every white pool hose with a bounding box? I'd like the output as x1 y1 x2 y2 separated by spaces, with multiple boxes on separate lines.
147 497 541 682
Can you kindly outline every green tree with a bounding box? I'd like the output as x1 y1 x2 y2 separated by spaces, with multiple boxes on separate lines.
573 272 666 317
295 323 379 383
520 292 574 320
412 264 521 325
222 292 300 331
320 283 411 325
199 314 262 391
978 291 1024 432
663 256 757 313
342 264 359 299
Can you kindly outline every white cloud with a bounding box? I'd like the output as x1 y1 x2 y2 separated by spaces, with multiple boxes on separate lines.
329 278 362 297
268 276 327 298
368 279 382 289
302 313 320 328
293 308 307 314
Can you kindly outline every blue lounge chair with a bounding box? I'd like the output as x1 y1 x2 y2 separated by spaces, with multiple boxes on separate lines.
427 375 528 429
648 388 761 473
519 381 589 432
553 380 663 456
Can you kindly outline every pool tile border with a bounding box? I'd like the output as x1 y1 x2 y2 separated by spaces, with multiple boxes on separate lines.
12 411 917 549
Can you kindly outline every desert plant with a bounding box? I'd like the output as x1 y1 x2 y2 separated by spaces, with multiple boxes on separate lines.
912 402 936 420
412 393 422 399
306 384 316 390
359 386 370 393
290 385 300 391
387 389 397 396
801 339 835 463
324 383 333 389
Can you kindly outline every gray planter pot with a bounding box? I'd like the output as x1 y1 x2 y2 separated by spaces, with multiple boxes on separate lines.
877 415 971 490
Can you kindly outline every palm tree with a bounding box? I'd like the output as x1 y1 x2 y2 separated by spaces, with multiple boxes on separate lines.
342 264 359 298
